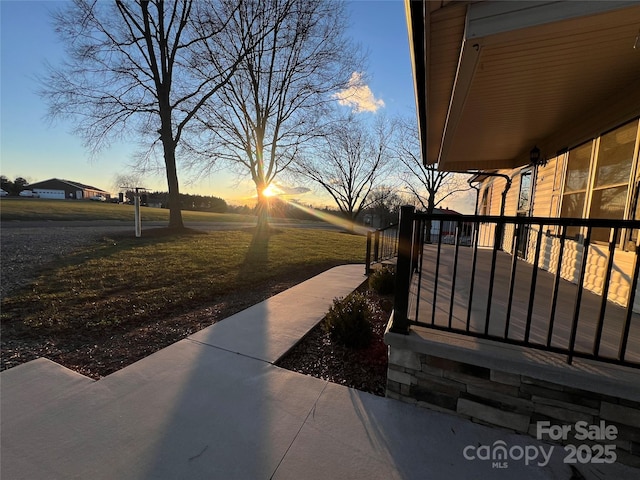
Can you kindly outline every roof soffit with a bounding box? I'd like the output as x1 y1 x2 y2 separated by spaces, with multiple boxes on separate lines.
427 1 640 171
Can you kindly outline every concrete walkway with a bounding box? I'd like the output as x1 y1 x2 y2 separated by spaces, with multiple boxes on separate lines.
1 264 638 479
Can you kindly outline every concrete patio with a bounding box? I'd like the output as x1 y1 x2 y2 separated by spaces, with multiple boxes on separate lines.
2 264 639 479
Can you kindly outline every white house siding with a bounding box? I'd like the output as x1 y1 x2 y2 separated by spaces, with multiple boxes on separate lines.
477 175 512 247
477 222 496 247
502 172 520 255
489 178 504 215
504 174 519 216
523 228 636 310
532 156 562 218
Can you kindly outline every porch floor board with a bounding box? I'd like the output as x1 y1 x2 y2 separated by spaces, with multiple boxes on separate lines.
409 244 640 365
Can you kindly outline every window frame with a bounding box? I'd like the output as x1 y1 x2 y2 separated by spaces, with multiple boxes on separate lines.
517 168 533 216
558 119 640 248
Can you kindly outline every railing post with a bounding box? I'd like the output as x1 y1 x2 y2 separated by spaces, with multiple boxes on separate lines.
365 231 372 275
390 205 415 334
568 227 592 365
619 233 640 362
412 218 421 272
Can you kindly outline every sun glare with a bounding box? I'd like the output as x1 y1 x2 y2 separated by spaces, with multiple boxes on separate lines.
254 183 368 234
262 184 281 198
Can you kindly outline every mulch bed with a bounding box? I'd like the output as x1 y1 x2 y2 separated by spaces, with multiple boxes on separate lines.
276 285 392 397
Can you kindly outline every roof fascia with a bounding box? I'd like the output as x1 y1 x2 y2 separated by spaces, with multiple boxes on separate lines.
406 0 429 166
466 1 638 40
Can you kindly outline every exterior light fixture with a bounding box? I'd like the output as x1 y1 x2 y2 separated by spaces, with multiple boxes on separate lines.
530 145 546 167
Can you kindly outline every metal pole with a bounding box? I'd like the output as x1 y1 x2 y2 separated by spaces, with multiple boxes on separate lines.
567 227 592 365
134 188 141 238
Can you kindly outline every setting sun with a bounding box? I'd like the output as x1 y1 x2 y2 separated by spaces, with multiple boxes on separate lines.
261 184 281 198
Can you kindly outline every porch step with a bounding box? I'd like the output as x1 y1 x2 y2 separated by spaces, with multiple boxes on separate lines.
391 326 640 403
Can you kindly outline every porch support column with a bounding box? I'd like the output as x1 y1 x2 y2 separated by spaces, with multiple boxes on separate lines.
390 205 415 334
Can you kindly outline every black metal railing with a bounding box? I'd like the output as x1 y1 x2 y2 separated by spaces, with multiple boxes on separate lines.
365 223 399 275
390 205 640 368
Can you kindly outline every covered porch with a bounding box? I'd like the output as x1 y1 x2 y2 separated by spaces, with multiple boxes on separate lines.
409 240 640 366
388 209 640 368
377 210 640 466
392 0 640 466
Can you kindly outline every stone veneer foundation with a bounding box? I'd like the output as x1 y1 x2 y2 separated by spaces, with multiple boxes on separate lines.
384 321 640 468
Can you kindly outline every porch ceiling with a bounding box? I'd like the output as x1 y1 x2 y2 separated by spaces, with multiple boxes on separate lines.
409 0 640 171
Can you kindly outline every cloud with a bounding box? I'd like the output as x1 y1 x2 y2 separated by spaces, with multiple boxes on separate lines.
274 183 311 196
333 72 385 113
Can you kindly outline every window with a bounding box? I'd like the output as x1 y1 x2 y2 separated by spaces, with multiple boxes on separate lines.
517 170 532 214
561 142 592 218
480 185 491 215
561 142 592 237
592 123 636 190
589 122 637 241
559 120 639 244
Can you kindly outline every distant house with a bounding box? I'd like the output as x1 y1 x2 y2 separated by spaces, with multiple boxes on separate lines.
27 178 111 200
428 207 473 244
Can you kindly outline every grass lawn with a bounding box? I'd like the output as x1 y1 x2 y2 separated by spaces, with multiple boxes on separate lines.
1 227 366 377
0 198 260 223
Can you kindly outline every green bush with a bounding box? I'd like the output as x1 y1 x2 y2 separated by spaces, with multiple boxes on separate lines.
369 266 395 295
323 292 373 348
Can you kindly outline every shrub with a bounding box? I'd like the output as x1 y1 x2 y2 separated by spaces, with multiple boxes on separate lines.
323 292 373 348
369 266 395 295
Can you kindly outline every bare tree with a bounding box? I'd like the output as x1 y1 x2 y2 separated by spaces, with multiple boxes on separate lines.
363 187 404 227
197 0 362 230
41 0 251 229
395 119 470 214
295 115 395 228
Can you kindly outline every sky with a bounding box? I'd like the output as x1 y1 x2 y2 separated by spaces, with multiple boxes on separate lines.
0 0 425 208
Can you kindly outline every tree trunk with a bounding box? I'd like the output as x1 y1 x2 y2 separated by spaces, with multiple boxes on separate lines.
426 192 435 243
162 137 184 230
347 210 358 234
256 187 269 232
